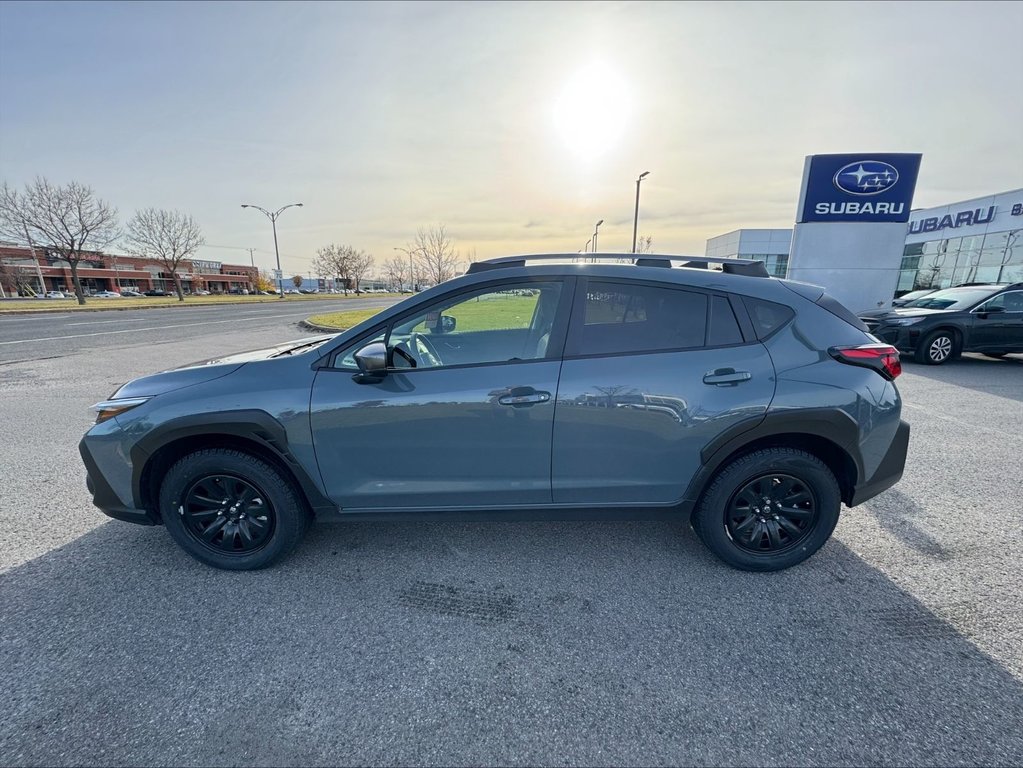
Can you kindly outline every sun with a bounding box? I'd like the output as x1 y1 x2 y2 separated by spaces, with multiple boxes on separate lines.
552 61 632 160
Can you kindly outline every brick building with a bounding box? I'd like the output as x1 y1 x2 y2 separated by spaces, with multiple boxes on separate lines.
0 244 258 295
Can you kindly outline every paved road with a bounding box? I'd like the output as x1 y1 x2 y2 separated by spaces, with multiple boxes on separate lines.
0 298 399 364
1 308 1021 766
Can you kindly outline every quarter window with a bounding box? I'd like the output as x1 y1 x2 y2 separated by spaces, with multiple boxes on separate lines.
573 282 708 356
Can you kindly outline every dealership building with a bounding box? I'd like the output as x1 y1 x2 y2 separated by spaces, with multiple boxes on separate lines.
706 187 1023 300
0 245 258 296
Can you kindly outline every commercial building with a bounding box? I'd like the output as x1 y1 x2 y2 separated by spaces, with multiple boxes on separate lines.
0 245 258 296
706 187 1023 298
704 229 791 278
897 189 1023 292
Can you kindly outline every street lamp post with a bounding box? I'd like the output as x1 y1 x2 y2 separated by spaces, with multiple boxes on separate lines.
584 238 592 253
632 171 650 253
240 202 303 297
393 246 416 293
592 219 604 254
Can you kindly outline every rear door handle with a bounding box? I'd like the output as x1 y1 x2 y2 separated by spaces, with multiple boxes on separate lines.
498 390 551 406
703 368 752 386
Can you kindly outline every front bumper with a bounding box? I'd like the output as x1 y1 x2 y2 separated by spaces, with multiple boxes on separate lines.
866 324 922 353
79 437 158 525
849 419 911 506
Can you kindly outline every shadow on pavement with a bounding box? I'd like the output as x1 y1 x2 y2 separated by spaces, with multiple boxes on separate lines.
2 518 1022 767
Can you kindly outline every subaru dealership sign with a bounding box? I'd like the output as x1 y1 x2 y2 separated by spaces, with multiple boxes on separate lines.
797 153 922 223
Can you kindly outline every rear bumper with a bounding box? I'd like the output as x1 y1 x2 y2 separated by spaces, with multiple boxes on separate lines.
79 438 158 525
849 419 910 506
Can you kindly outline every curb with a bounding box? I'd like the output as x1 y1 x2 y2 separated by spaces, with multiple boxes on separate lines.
299 319 346 334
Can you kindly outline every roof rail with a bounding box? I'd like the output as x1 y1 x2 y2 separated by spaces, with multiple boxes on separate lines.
465 253 770 278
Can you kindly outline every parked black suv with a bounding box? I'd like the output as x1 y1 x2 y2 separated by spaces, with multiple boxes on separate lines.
860 283 1023 364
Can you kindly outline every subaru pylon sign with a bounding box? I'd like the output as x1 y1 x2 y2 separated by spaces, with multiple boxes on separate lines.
797 153 922 223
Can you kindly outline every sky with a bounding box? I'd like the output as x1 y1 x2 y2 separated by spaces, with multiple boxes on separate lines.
1 0 1021 277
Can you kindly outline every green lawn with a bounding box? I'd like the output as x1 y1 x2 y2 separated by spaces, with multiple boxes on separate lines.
309 292 539 331
0 292 402 313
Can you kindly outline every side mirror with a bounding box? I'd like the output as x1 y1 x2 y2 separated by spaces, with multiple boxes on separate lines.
353 341 388 382
440 315 456 333
976 305 1004 318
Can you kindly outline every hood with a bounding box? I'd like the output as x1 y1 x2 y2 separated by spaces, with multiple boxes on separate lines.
111 334 338 398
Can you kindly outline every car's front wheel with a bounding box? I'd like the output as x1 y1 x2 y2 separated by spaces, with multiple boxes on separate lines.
159 448 310 570
692 448 841 571
915 329 957 365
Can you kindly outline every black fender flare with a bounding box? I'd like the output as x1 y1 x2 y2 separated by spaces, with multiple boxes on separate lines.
130 409 335 517
684 408 864 505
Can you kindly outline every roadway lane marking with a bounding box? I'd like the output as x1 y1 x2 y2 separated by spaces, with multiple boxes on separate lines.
65 317 157 326
0 312 328 345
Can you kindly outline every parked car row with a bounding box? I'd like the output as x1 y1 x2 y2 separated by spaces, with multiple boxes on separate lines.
861 282 1023 364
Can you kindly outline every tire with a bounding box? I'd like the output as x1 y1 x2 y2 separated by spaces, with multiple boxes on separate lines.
692 448 841 572
914 329 956 365
159 448 310 570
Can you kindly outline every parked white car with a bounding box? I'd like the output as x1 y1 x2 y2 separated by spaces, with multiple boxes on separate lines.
45 291 69 299
93 291 122 298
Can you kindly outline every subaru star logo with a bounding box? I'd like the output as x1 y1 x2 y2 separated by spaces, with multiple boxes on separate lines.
833 160 900 196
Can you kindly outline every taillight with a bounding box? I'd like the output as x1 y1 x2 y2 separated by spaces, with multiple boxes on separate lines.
828 344 902 380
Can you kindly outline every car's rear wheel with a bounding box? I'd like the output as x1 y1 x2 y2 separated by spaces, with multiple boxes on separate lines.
159 449 309 570
692 448 841 571
915 329 956 365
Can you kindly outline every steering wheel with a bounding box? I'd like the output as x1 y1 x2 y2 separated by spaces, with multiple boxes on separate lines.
409 331 443 368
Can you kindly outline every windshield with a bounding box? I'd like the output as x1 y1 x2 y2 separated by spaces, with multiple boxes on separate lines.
903 287 999 310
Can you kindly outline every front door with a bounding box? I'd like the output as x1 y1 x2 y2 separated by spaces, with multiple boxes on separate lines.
310 279 569 510
971 290 1023 351
552 279 777 505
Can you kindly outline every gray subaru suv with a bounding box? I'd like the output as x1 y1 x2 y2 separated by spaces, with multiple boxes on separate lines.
80 254 910 572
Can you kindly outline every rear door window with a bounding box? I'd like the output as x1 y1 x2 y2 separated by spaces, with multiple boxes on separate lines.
570 281 708 356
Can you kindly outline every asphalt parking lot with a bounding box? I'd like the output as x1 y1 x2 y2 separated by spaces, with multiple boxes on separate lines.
1 306 1021 766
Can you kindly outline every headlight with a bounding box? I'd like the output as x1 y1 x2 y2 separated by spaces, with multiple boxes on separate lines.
887 317 926 326
91 397 150 424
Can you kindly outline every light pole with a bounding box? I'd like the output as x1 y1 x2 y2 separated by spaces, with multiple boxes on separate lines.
240 202 303 296
632 171 650 253
394 246 416 293
584 238 592 253
592 219 604 254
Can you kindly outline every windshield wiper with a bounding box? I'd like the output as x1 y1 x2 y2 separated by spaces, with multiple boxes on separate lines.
272 339 329 357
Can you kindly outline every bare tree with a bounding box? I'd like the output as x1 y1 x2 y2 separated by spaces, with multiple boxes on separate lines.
382 255 408 291
349 250 373 294
412 224 459 286
312 243 370 294
123 208 204 301
0 259 16 296
0 178 119 304
292 274 303 289
312 243 349 293
637 235 653 254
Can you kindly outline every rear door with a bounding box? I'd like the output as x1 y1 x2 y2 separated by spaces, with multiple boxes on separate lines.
551 279 776 505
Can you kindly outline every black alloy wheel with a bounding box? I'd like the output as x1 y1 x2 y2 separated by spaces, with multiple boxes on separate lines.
180 474 275 555
691 447 841 571
159 448 310 570
726 473 817 553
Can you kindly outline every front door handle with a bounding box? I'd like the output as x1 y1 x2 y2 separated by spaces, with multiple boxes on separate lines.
703 368 752 386
498 389 551 406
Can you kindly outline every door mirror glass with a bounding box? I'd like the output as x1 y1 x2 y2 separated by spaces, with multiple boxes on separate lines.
354 341 388 374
